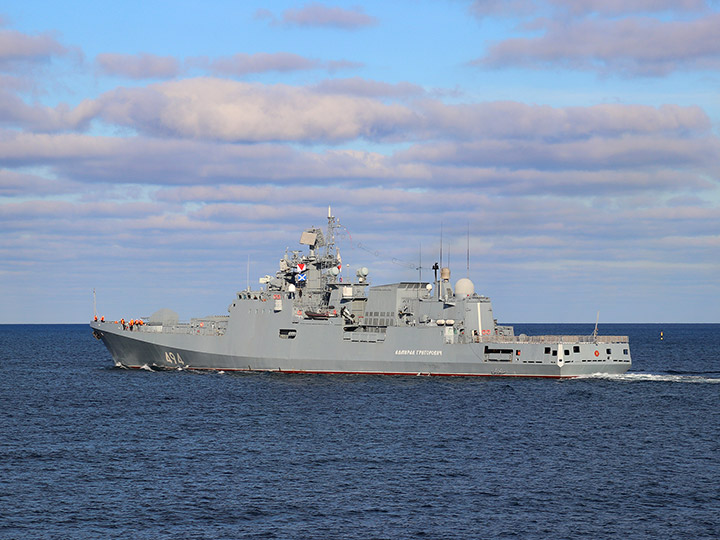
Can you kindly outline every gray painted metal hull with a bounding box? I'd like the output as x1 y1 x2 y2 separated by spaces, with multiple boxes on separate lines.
91 314 631 378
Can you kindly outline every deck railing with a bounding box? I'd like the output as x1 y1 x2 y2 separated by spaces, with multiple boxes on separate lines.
137 322 227 336
479 334 629 344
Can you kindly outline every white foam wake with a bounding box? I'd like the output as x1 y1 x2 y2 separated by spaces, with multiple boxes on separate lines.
576 372 720 384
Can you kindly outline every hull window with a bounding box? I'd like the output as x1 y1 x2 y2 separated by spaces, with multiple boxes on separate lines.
279 329 297 339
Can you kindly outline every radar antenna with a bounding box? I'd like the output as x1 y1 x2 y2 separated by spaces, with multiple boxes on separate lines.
326 205 338 260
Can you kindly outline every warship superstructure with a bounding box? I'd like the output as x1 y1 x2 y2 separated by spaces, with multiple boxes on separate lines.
91 210 631 377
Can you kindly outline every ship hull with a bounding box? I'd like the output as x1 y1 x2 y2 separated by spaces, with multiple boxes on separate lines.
91 320 631 378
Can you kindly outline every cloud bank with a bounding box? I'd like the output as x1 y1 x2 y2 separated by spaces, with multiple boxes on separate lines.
470 1 720 76
1 5 719 323
257 2 379 29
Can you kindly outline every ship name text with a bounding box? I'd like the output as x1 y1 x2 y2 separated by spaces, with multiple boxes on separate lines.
395 349 443 356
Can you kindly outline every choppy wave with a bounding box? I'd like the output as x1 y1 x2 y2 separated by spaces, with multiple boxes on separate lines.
576 372 720 383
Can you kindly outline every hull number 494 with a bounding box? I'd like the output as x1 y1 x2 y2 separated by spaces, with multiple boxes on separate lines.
165 351 185 366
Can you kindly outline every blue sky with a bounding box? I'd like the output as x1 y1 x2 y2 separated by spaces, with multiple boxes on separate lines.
1 0 719 323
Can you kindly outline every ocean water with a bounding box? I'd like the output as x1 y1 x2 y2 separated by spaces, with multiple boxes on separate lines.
1 323 718 540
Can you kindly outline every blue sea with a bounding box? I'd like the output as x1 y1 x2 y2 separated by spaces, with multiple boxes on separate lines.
1 323 718 540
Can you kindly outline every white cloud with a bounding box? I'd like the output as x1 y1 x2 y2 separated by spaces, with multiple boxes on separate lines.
96 52 181 79
475 13 720 76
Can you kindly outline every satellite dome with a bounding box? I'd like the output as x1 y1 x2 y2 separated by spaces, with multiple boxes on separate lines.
455 278 475 297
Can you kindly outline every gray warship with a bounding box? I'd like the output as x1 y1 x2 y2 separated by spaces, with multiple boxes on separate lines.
91 209 631 377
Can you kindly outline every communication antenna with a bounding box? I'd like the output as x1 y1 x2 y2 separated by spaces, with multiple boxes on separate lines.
418 242 422 283
592 311 600 341
439 222 443 270
437 223 443 301
466 223 470 278
442 223 450 269
246 254 250 292
93 288 97 318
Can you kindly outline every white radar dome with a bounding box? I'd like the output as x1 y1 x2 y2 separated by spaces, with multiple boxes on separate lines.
455 278 475 297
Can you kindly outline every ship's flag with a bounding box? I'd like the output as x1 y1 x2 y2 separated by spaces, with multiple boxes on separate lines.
337 250 342 271
297 273 307 282
296 263 306 273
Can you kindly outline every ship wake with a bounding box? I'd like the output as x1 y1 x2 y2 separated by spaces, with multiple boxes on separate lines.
576 372 720 384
